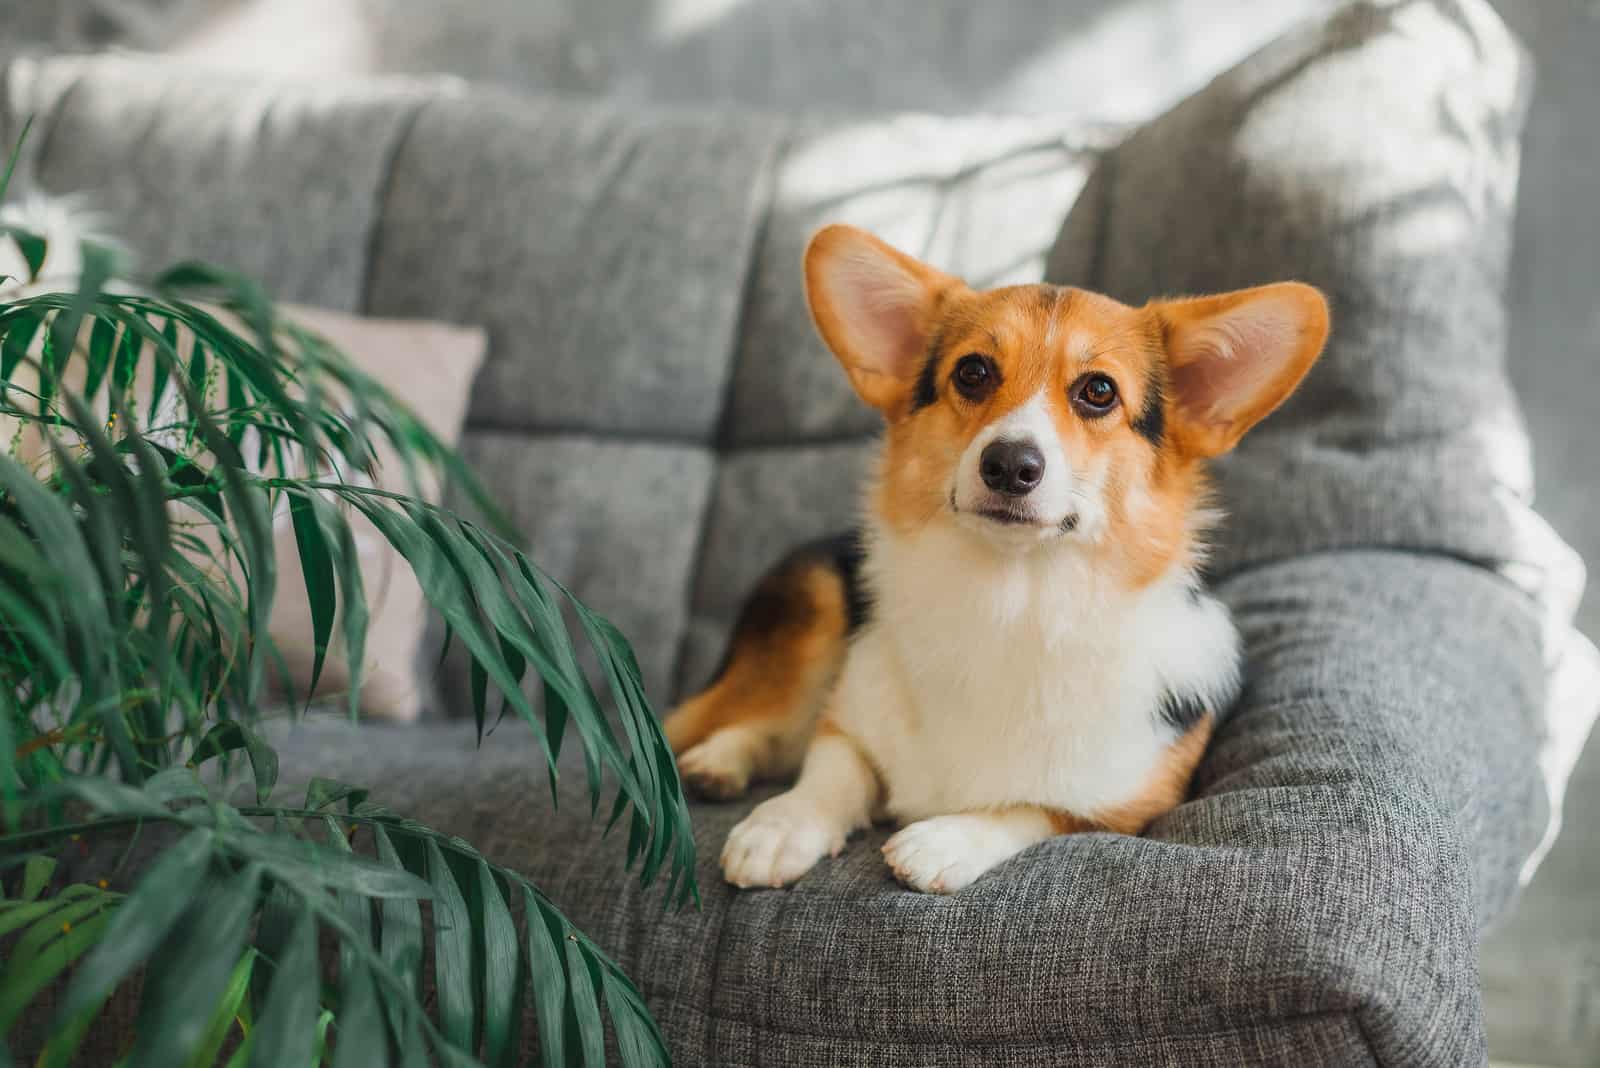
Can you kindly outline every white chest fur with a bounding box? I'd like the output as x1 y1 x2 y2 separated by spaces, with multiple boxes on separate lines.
833 524 1240 823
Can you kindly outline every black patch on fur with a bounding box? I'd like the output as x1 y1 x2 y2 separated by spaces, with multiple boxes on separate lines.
818 529 872 630
910 331 945 412
1186 584 1202 605
707 531 874 679
1154 690 1208 732
1132 375 1165 446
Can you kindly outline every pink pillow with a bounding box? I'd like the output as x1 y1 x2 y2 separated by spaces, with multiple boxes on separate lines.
0 294 486 721
3 209 486 720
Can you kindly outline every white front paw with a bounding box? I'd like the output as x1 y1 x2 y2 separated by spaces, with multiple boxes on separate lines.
882 814 1029 894
721 795 846 889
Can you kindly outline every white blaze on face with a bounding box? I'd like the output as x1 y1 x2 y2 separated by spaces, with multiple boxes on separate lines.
953 391 1081 537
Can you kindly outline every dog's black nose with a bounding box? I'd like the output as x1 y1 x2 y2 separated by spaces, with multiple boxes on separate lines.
979 440 1046 497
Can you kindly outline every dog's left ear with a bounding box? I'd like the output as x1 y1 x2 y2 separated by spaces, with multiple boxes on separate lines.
1154 283 1330 457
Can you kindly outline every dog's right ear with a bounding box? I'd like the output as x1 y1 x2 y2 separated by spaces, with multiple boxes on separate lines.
803 225 962 419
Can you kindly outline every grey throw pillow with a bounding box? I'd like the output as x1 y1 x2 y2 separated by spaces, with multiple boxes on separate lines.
1048 0 1553 590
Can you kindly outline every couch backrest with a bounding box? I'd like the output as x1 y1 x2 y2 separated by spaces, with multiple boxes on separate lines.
0 56 1109 706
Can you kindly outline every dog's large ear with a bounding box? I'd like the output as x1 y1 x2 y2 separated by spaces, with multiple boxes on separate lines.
1153 283 1330 457
803 224 962 418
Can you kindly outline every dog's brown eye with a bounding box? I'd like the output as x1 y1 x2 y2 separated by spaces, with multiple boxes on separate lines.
953 355 997 399
1073 373 1119 415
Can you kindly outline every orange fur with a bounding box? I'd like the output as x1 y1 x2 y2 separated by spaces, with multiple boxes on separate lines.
863 283 1214 589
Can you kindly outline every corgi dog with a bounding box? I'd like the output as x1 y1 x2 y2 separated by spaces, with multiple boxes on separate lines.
662 224 1329 894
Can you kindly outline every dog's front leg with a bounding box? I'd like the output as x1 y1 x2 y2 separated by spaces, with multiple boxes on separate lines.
882 807 1086 895
720 721 880 889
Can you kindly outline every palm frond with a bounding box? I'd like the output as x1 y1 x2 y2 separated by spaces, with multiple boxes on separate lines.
1 772 669 1066
2 174 694 1065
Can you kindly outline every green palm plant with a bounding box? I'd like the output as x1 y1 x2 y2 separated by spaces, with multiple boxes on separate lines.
0 122 697 1067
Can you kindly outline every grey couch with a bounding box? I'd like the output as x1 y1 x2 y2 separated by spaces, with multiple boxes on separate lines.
5 0 1597 1064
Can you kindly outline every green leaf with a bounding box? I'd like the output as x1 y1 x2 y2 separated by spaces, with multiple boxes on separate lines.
226 829 431 900
57 776 172 820
129 862 262 1066
44 240 117 386
469 656 489 744
146 325 171 427
36 979 112 1068
425 839 475 1052
312 1008 336 1066
0 307 44 390
191 721 279 804
565 929 605 1067
330 962 382 1068
372 824 422 1031
306 777 370 813
4 228 45 282
0 901 116 1033
0 896 81 939
143 767 209 806
20 854 55 901
309 491 366 719
83 316 117 400
321 815 371 976
248 907 319 1068
0 455 136 776
476 860 519 1068
523 890 567 1068
348 500 550 767
111 313 142 401
250 882 299 1009
287 491 337 702
0 577 71 692
602 967 669 1068
57 829 214 1021
185 947 256 1068
3 891 114 979
0 115 32 204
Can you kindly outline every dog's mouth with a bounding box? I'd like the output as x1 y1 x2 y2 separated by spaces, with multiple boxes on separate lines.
975 506 1034 526
950 491 1078 534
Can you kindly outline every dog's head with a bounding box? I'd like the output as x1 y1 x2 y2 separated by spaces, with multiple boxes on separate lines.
804 224 1329 582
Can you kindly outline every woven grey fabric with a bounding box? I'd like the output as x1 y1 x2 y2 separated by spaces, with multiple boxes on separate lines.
364 90 778 442
270 550 1545 1066
0 1 1589 1062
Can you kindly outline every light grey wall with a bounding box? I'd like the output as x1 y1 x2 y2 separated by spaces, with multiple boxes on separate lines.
1470 8 1600 1064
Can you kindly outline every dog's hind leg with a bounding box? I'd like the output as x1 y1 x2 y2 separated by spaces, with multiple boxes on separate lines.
664 534 866 801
